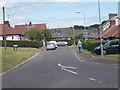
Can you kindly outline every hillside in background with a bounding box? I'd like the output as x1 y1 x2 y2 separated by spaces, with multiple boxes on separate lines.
50 26 99 39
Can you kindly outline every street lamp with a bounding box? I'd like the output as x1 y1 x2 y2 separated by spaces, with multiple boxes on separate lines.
72 26 75 45
76 11 87 43
98 0 103 58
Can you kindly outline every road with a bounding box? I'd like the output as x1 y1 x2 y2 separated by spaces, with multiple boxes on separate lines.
2 47 118 88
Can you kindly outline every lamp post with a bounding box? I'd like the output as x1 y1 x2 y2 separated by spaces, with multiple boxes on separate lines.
98 0 103 58
76 11 87 43
72 26 75 45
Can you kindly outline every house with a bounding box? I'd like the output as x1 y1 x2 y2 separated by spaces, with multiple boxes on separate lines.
0 21 21 40
96 14 120 39
52 31 72 40
0 21 47 40
14 22 47 40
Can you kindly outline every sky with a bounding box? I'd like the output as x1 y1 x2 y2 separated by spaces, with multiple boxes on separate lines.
0 0 119 29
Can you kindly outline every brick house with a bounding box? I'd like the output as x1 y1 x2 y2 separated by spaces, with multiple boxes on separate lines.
0 21 47 40
0 21 21 40
14 22 47 40
96 14 120 39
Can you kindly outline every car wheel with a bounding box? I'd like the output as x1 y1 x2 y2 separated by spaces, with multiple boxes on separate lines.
103 50 107 55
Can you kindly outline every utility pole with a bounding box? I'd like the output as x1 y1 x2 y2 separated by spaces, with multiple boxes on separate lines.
73 26 75 45
3 6 7 50
98 0 103 58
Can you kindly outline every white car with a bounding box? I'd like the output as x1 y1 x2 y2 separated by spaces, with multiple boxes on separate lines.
46 43 56 50
49 41 57 48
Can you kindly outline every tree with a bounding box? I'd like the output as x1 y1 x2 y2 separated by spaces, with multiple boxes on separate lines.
25 28 51 41
42 29 52 41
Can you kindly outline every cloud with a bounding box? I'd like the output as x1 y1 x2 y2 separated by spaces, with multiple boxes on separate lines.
34 0 119 2
0 2 16 8
9 16 27 26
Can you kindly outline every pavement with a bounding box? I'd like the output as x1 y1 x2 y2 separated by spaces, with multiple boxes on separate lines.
72 47 119 66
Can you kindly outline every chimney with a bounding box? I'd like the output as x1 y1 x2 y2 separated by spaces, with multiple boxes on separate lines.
29 22 32 25
110 20 115 27
109 14 117 19
4 21 10 27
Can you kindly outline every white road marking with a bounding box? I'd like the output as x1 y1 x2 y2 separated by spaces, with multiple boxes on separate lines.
61 68 78 75
58 63 77 69
89 78 97 81
72 50 83 62
89 77 102 84
114 66 119 69
58 63 78 75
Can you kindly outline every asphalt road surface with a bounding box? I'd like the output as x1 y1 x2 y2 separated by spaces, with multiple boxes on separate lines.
2 47 118 88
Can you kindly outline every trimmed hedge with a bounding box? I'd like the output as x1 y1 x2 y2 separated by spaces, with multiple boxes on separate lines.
1 40 43 48
75 39 107 53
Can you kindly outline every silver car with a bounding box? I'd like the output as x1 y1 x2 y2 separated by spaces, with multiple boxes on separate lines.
46 43 56 50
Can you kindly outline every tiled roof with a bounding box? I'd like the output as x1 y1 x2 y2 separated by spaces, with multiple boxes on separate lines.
0 24 19 35
96 25 120 39
15 23 47 34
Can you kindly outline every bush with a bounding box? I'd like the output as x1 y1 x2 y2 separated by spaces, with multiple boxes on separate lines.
75 39 107 53
1 40 43 48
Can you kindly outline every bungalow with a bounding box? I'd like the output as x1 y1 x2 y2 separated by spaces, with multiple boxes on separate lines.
0 21 21 40
14 22 47 40
0 21 47 40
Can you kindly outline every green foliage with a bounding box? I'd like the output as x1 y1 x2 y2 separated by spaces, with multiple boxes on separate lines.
1 40 43 48
25 28 51 41
75 39 107 53
42 29 52 41
25 29 42 41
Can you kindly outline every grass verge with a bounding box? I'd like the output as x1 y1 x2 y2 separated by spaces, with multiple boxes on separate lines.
1 47 37 73
83 49 119 60
73 45 119 60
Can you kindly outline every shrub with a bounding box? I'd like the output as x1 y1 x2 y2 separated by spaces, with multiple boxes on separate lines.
75 39 107 53
1 40 43 48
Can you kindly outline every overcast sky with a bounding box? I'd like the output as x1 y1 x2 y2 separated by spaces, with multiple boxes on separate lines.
0 0 119 29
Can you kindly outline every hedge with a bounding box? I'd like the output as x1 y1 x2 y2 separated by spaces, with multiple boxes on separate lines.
1 40 43 48
75 39 107 53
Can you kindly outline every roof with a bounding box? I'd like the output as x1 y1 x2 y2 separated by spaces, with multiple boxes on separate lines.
87 32 99 39
15 23 47 34
0 24 19 35
96 25 120 39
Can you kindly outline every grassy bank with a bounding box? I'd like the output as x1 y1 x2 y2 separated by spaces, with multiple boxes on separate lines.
1 47 42 73
73 45 119 60
83 49 119 60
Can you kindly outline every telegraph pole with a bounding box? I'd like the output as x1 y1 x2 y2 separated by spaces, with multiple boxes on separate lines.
3 6 7 50
98 0 103 58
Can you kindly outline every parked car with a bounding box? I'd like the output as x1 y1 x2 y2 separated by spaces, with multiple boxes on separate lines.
57 41 68 46
94 39 119 55
49 41 57 48
46 43 56 50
